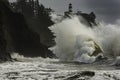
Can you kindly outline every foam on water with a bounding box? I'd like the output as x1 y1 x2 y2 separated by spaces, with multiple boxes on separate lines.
49 15 120 63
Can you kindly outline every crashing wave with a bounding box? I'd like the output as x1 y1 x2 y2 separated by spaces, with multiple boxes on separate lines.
49 15 120 63
49 16 103 63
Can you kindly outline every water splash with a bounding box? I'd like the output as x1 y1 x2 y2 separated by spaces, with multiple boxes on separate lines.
49 15 120 63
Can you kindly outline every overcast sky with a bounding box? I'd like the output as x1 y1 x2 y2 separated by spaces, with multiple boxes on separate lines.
9 0 120 23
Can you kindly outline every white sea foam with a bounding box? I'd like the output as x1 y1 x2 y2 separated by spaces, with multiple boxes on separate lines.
49 15 120 63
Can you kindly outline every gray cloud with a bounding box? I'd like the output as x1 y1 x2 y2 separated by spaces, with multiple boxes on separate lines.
84 0 120 23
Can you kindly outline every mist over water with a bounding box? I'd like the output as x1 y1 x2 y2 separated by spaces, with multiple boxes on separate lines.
49 15 120 63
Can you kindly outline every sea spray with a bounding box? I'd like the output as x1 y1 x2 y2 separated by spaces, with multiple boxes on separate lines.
11 53 58 62
93 23 120 58
49 16 102 63
49 15 120 63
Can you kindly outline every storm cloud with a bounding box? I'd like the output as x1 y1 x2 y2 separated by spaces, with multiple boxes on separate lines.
84 0 120 23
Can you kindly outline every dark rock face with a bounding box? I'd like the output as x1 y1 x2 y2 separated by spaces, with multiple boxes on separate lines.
9 0 55 57
65 71 95 80
79 12 97 27
0 24 11 61
0 4 12 61
5 13 51 57
10 0 54 47
0 0 54 59
75 12 97 27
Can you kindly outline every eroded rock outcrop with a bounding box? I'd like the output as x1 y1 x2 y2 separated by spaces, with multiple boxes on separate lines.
0 0 54 60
